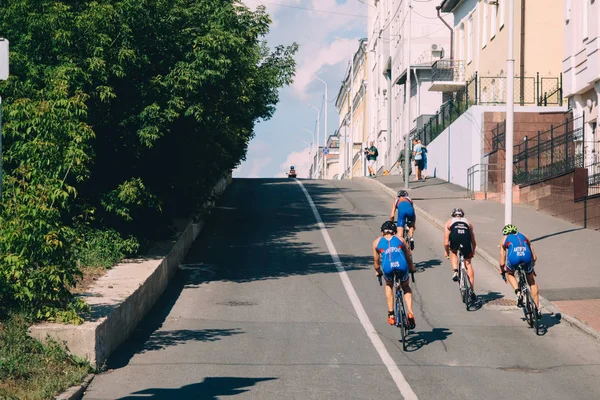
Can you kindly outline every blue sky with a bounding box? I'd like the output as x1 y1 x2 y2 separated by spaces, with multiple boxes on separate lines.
235 0 368 178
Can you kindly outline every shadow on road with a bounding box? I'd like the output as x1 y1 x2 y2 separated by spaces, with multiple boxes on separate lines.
414 259 443 272
405 327 452 352
116 377 277 399
107 271 243 369
469 291 505 311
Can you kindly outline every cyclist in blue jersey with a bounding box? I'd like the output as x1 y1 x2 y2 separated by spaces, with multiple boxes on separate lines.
373 221 416 328
389 190 416 250
499 224 541 318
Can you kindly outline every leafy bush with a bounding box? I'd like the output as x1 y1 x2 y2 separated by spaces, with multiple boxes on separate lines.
73 228 139 270
0 315 91 399
0 1 297 320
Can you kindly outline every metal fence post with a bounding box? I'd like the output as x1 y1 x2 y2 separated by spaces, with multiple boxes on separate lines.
475 72 479 105
465 80 469 108
536 72 540 105
582 113 586 168
559 73 563 106
565 117 569 169
524 136 529 174
550 124 554 165
537 130 541 171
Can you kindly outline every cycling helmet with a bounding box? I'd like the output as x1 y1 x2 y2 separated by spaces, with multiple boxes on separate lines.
397 190 408 197
381 220 398 234
451 208 464 217
502 224 518 235
290 166 295 170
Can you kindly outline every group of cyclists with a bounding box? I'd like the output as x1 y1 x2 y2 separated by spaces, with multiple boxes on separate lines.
372 189 542 329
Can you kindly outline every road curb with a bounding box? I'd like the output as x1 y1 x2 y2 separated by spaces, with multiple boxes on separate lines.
55 374 94 400
360 177 600 343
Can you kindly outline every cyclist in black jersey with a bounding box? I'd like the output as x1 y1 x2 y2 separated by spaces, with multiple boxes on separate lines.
444 208 477 302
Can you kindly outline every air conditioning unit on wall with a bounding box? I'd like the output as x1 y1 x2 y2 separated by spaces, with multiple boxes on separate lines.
431 44 444 59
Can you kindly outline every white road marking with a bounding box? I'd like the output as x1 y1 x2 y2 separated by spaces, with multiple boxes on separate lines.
296 180 418 400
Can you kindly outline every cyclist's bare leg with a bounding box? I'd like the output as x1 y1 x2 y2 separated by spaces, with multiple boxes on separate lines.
526 272 540 309
385 280 394 312
505 270 518 291
449 251 459 271
400 280 413 316
465 259 475 290
409 225 415 239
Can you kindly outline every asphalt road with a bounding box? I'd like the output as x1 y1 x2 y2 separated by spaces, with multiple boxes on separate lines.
84 178 600 400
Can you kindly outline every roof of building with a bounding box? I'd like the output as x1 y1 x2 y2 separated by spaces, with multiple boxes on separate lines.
439 0 462 13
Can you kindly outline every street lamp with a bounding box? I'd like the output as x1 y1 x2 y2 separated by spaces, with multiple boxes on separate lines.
0 38 9 201
504 0 515 224
315 77 328 179
308 104 321 179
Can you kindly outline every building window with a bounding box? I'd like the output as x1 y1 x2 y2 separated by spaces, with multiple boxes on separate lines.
482 0 488 48
490 1 497 39
583 0 589 39
468 15 473 63
499 0 505 28
459 23 465 61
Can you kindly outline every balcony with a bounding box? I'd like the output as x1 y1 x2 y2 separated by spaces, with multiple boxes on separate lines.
429 60 466 92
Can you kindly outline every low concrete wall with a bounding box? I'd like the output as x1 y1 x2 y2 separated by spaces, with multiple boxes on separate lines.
29 173 232 368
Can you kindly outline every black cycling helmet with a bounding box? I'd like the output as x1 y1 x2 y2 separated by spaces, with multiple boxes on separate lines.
397 190 408 197
290 166 295 170
381 220 398 234
451 208 464 217
502 224 518 235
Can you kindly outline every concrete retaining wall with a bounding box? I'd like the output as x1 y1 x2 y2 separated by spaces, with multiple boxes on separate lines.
29 172 232 368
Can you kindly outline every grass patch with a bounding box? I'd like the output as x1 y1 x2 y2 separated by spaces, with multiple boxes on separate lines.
0 315 91 400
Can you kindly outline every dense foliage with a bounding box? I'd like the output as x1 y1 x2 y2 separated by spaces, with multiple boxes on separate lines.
0 0 297 321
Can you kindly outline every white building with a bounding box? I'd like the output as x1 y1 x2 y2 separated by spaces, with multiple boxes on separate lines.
367 0 451 172
563 0 600 173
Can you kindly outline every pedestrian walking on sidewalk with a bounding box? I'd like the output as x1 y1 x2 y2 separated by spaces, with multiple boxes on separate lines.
412 139 424 181
418 139 428 180
444 208 477 302
373 221 416 328
499 224 542 319
366 141 379 177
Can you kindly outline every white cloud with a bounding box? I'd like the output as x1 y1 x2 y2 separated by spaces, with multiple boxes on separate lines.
278 147 312 178
234 156 272 178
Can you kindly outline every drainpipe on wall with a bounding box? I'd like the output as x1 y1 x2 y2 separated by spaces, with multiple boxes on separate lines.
520 0 526 105
437 6 453 60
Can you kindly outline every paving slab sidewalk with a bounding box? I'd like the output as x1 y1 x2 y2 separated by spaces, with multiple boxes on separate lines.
368 175 600 335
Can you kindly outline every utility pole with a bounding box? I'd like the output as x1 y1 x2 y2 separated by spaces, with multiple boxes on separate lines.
349 53 354 179
308 104 320 179
316 77 328 179
403 1 412 189
504 0 515 224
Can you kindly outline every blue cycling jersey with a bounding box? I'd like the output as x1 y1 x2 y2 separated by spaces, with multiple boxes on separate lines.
376 236 409 282
504 232 533 270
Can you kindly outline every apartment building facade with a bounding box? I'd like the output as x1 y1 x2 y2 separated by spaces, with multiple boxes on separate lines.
367 0 450 172
335 38 369 179
563 0 600 177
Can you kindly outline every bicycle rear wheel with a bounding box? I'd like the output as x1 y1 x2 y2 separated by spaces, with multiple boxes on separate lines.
396 292 407 350
524 291 534 328
527 292 540 334
463 270 472 310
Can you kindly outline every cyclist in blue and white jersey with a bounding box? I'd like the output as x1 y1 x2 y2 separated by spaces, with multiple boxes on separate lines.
499 224 541 318
373 221 416 328
390 190 416 250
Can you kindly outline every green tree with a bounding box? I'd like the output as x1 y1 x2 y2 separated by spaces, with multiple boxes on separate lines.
0 0 297 319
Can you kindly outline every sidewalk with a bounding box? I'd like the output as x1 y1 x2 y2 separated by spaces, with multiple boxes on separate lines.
369 175 600 335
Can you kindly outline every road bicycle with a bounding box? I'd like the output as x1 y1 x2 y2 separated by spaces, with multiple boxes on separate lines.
391 218 414 251
379 270 415 351
503 263 541 335
456 245 475 310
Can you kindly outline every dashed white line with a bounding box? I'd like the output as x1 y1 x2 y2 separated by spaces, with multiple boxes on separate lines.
296 180 418 400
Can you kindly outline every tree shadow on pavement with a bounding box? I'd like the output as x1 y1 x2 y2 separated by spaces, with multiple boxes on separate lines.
414 259 443 273
470 291 505 311
182 179 376 285
405 327 453 352
107 271 243 370
530 228 584 243
116 377 277 399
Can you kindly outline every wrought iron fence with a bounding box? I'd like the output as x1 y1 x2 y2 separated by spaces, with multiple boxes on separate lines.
414 72 562 146
588 161 600 197
413 74 477 145
431 59 466 82
478 73 562 106
490 120 506 154
513 114 585 185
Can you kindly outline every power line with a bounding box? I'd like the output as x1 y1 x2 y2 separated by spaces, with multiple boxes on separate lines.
412 9 442 20
243 0 368 18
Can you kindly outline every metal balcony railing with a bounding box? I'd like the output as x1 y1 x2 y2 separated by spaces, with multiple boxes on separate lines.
431 59 466 83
